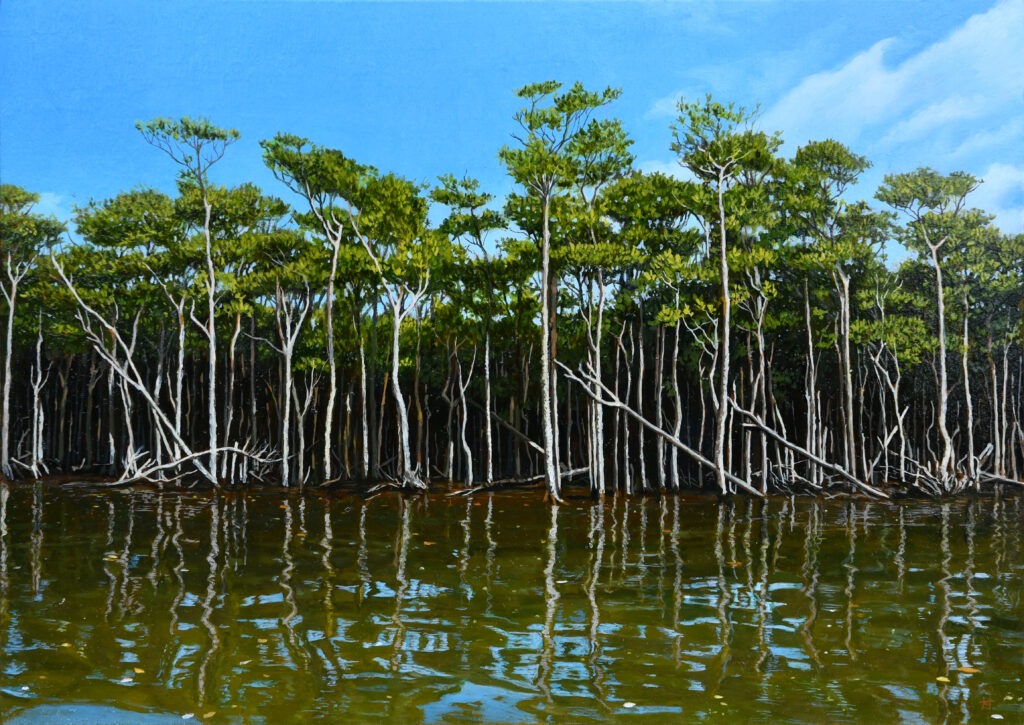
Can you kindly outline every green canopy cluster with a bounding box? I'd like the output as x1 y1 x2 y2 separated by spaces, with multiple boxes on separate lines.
1 84 1020 496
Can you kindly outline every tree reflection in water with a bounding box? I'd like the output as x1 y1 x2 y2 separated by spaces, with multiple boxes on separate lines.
0 487 1020 723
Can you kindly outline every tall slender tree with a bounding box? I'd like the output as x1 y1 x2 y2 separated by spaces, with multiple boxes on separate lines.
671 97 778 492
877 169 980 486
500 81 623 500
136 117 240 483
0 186 63 479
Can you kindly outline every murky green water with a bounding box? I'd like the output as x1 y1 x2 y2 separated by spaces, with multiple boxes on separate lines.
0 484 1022 723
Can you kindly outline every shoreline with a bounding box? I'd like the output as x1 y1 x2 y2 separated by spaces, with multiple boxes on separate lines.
8 472 1021 503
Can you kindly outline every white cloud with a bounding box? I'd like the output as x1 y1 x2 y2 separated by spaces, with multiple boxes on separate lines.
761 38 897 144
762 0 1024 152
646 92 683 120
950 117 1024 159
973 162 1024 234
641 1 1024 233
879 95 987 147
755 0 1024 233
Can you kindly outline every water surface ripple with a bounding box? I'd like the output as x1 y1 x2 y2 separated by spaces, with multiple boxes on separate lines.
0 484 1022 723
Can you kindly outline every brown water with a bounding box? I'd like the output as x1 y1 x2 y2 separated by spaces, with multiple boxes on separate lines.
0 484 1022 723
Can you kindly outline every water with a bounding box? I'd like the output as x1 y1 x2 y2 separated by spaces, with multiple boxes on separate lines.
0 484 1022 723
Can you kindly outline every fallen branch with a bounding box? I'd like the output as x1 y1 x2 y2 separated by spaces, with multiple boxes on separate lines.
447 467 588 497
112 445 278 486
467 399 544 454
556 360 763 497
52 254 215 483
730 398 889 499
978 471 1024 487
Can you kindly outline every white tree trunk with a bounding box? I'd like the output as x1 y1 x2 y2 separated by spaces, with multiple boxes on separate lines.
30 325 48 478
456 352 475 487
839 269 857 479
484 331 493 484
274 284 311 489
539 190 559 498
962 289 976 485
222 313 241 481
713 171 731 493
671 318 683 491
0 259 20 479
358 332 370 479
322 241 340 482
389 298 422 488
202 200 218 484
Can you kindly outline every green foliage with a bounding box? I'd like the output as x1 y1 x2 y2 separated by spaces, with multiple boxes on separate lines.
5 88 1022 493
499 81 624 196
1 185 65 261
672 96 778 181
136 117 240 188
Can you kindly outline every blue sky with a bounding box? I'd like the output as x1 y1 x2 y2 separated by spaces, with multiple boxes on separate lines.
2 0 1021 249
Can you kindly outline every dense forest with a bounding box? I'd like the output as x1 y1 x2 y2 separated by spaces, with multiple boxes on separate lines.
1 83 1021 499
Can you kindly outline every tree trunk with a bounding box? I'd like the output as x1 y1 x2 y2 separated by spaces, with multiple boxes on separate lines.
389 298 422 488
655 323 665 490
836 269 859 479
929 243 953 479
671 317 683 491
202 199 218 484
30 324 47 478
223 313 241 481
322 242 340 482
804 281 819 486
962 288 976 485
1 266 19 479
539 188 559 499
713 170 731 493
484 330 494 484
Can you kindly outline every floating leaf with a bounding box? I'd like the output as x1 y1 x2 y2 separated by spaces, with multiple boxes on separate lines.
423 541 436 546
957 666 980 674
133 668 144 674
936 676 950 683
623 702 635 708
